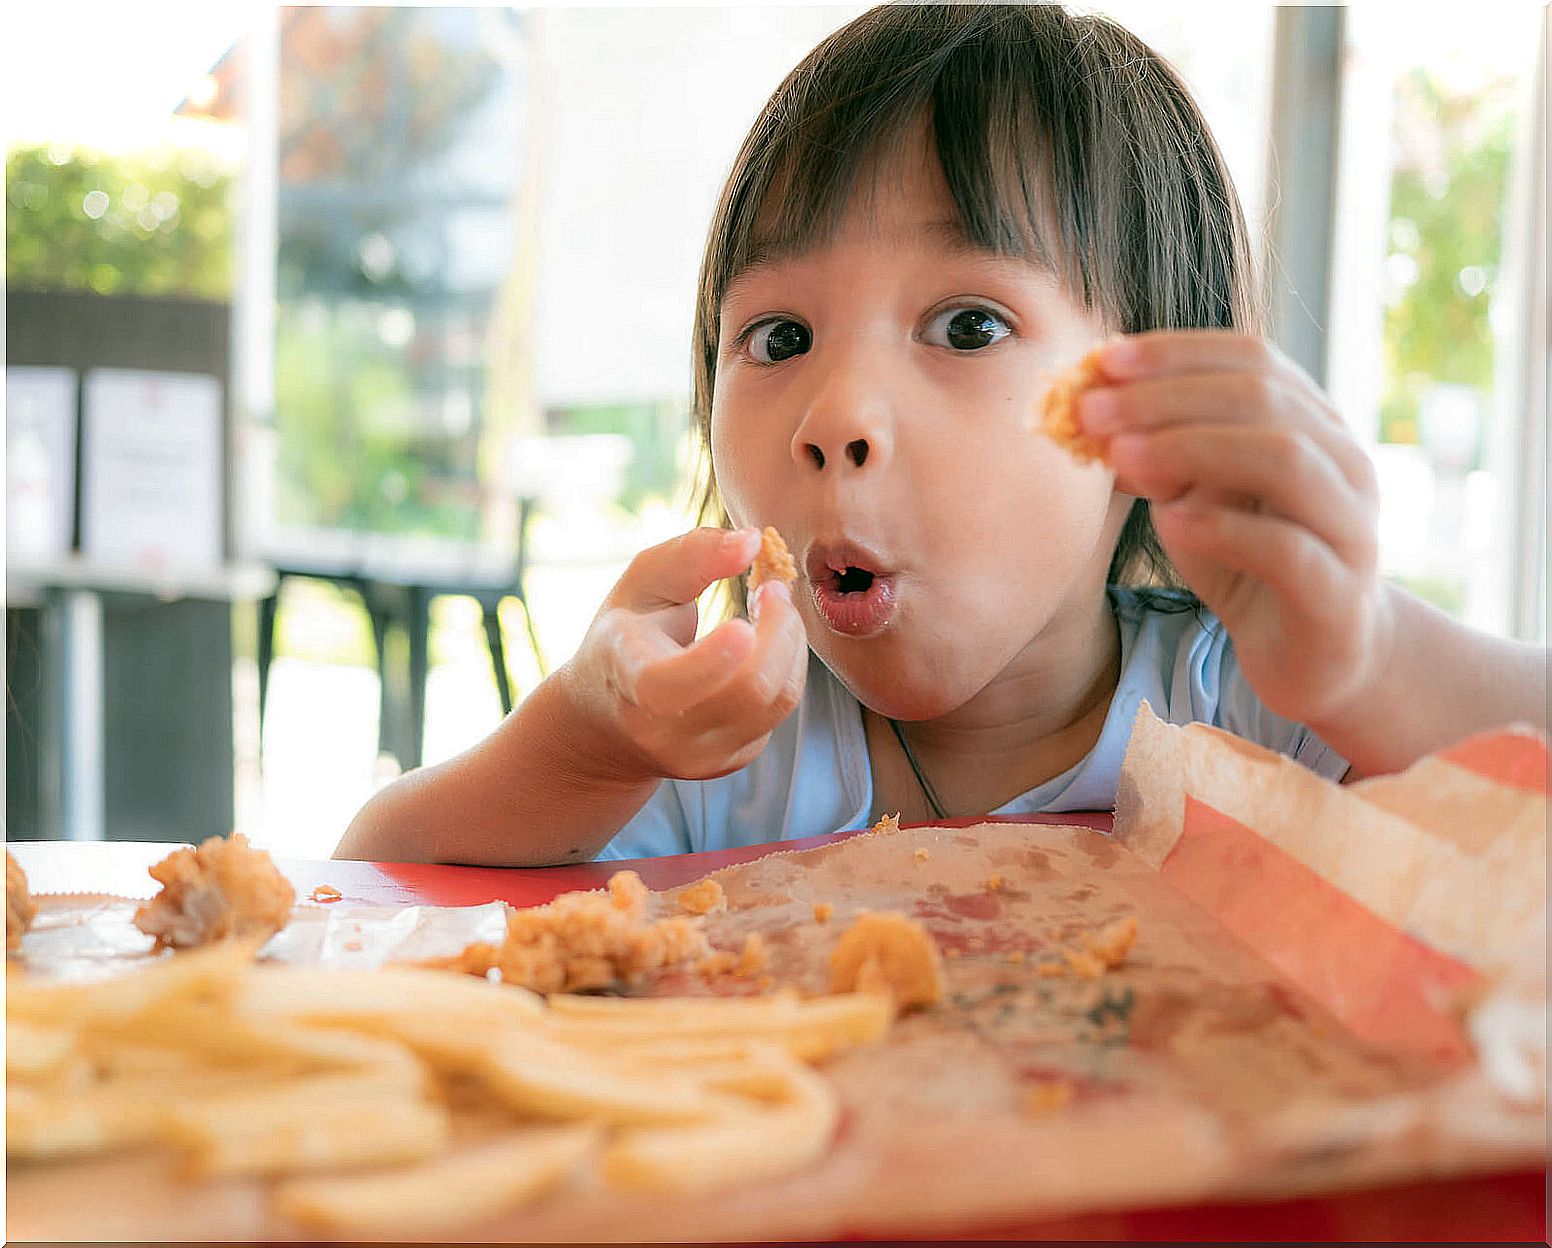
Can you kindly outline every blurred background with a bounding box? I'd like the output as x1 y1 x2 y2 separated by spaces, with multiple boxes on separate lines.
4 3 1546 857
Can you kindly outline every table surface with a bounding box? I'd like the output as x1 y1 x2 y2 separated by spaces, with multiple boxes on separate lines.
9 827 1545 1243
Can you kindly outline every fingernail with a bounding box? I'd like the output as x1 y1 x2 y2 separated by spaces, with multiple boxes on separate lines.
750 579 789 624
1078 388 1118 433
1099 336 1140 374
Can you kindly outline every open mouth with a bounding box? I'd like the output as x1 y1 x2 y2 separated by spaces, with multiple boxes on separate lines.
832 566 876 594
804 541 897 636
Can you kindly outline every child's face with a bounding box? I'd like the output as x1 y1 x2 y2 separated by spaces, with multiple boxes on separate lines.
710 128 1131 719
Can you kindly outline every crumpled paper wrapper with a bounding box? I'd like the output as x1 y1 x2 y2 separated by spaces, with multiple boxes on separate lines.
9 706 1547 1242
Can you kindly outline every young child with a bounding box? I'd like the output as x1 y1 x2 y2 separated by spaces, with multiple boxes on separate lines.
337 4 1546 866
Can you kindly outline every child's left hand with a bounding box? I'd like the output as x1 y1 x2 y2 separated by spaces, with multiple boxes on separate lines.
1078 330 1393 727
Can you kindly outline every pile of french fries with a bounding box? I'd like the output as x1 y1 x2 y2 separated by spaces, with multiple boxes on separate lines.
7 941 893 1235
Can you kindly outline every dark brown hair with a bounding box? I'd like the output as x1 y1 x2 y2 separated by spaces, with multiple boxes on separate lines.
690 3 1261 611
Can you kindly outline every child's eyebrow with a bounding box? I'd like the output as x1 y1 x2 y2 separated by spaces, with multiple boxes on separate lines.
725 218 1005 302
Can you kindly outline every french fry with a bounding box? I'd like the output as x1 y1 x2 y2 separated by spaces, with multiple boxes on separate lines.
5 1018 77 1080
546 988 801 1017
542 990 893 1062
9 893 894 1223
275 1124 601 1234
94 1002 423 1076
7 1084 169 1160
167 1068 430 1144
182 1097 449 1178
236 963 543 1026
602 1056 838 1193
5 939 259 1026
474 1030 746 1126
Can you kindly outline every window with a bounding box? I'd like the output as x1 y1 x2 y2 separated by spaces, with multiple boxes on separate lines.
1328 6 1546 639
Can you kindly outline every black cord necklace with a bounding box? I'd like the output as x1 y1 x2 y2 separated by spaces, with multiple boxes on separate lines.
886 717 949 821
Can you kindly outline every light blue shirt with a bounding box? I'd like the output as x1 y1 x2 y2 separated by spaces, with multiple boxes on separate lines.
598 587 1349 860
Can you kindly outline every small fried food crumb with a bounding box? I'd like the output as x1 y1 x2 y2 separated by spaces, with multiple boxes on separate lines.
1063 950 1106 979
748 525 797 589
944 947 963 960
1022 1079 1076 1116
868 812 901 837
132 833 295 952
437 870 709 993
755 974 775 992
1005 950 1027 964
7 850 36 953
986 875 1005 891
828 911 943 1010
913 848 930 863
1038 348 1108 464
1086 914 1138 968
309 885 343 903
735 933 768 977
696 951 738 977
812 902 834 923
1038 914 1139 980
675 878 727 915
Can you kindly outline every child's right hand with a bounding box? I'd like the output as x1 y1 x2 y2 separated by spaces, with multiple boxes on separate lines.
560 526 808 784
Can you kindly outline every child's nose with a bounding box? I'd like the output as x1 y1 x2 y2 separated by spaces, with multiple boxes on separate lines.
802 438 870 470
790 364 895 474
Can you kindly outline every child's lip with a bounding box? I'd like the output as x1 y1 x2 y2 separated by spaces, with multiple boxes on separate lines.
802 537 893 584
810 574 898 637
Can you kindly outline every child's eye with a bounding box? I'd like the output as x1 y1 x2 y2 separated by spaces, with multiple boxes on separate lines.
746 318 812 364
924 306 1012 351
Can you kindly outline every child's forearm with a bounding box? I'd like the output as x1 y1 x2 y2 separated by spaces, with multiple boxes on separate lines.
1308 582 1549 779
333 666 660 866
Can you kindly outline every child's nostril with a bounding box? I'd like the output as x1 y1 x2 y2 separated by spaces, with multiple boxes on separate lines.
846 439 869 467
807 444 826 469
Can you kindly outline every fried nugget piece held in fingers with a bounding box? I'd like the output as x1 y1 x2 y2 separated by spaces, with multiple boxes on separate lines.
1038 348 1109 464
749 526 797 590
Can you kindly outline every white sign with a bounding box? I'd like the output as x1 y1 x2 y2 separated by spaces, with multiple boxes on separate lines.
81 368 223 572
6 366 78 563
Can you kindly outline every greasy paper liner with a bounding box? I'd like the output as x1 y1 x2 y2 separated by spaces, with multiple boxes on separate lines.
8 713 1547 1242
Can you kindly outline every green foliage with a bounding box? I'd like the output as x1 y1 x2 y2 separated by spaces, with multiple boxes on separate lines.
1380 69 1514 450
5 143 233 299
548 400 685 512
273 303 479 538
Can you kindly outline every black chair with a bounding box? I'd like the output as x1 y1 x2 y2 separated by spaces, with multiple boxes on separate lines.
256 499 544 773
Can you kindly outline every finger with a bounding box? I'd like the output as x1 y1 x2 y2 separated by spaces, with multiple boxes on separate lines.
1109 425 1377 571
616 527 761 612
1151 496 1352 627
1096 330 1288 383
623 617 757 714
1079 371 1376 496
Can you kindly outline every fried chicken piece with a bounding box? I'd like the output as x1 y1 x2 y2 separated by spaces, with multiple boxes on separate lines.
1038 348 1109 464
748 526 797 589
828 911 943 1011
440 870 711 994
735 932 768 977
7 850 36 954
675 878 727 915
132 834 295 952
695 933 769 982
1022 1079 1076 1116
